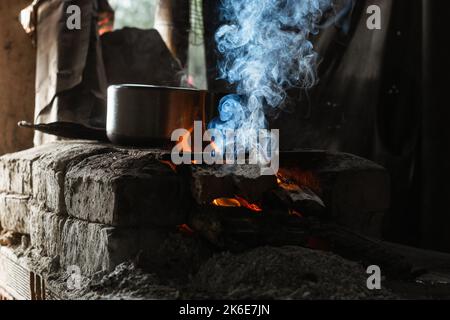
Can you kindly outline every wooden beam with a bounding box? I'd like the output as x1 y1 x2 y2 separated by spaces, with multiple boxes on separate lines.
0 0 35 155
154 0 190 67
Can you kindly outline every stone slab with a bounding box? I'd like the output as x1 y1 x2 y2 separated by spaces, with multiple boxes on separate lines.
65 151 189 227
30 206 169 276
0 143 59 195
32 142 114 214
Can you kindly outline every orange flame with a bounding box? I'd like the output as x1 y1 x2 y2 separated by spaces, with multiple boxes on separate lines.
212 198 242 208
212 196 263 213
235 195 263 212
277 169 321 194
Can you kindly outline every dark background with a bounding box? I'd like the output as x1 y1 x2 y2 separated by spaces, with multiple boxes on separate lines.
202 0 450 252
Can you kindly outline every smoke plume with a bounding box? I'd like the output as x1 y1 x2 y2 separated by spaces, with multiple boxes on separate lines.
209 0 332 154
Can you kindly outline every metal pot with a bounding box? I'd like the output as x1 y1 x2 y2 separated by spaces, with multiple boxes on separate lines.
107 84 207 147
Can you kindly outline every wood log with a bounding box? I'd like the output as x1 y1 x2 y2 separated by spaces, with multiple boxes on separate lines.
154 0 190 67
190 206 310 252
269 182 326 217
279 150 390 238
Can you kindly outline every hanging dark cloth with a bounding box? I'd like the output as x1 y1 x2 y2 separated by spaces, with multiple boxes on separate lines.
285 0 425 249
420 1 450 252
21 0 108 145
293 0 450 252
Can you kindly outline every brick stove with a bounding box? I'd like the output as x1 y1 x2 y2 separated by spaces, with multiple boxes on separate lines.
0 0 448 301
0 140 402 299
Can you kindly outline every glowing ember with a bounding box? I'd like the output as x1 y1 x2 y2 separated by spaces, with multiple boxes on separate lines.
212 196 263 213
278 180 302 192
160 160 177 173
212 198 241 208
235 195 263 212
277 170 321 194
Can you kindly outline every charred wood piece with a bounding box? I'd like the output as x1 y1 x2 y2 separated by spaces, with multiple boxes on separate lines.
190 206 310 252
270 181 326 217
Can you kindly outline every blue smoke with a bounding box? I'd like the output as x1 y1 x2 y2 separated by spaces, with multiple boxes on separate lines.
209 0 332 153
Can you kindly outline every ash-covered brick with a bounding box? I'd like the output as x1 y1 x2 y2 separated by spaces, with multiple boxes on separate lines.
187 164 278 205
0 143 59 195
0 193 30 234
32 142 114 214
65 152 189 227
30 206 169 276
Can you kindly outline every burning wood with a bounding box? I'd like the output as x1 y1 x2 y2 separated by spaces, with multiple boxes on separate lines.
212 195 263 213
212 198 241 208
278 168 322 194
190 205 310 251
234 195 263 212
275 174 326 217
